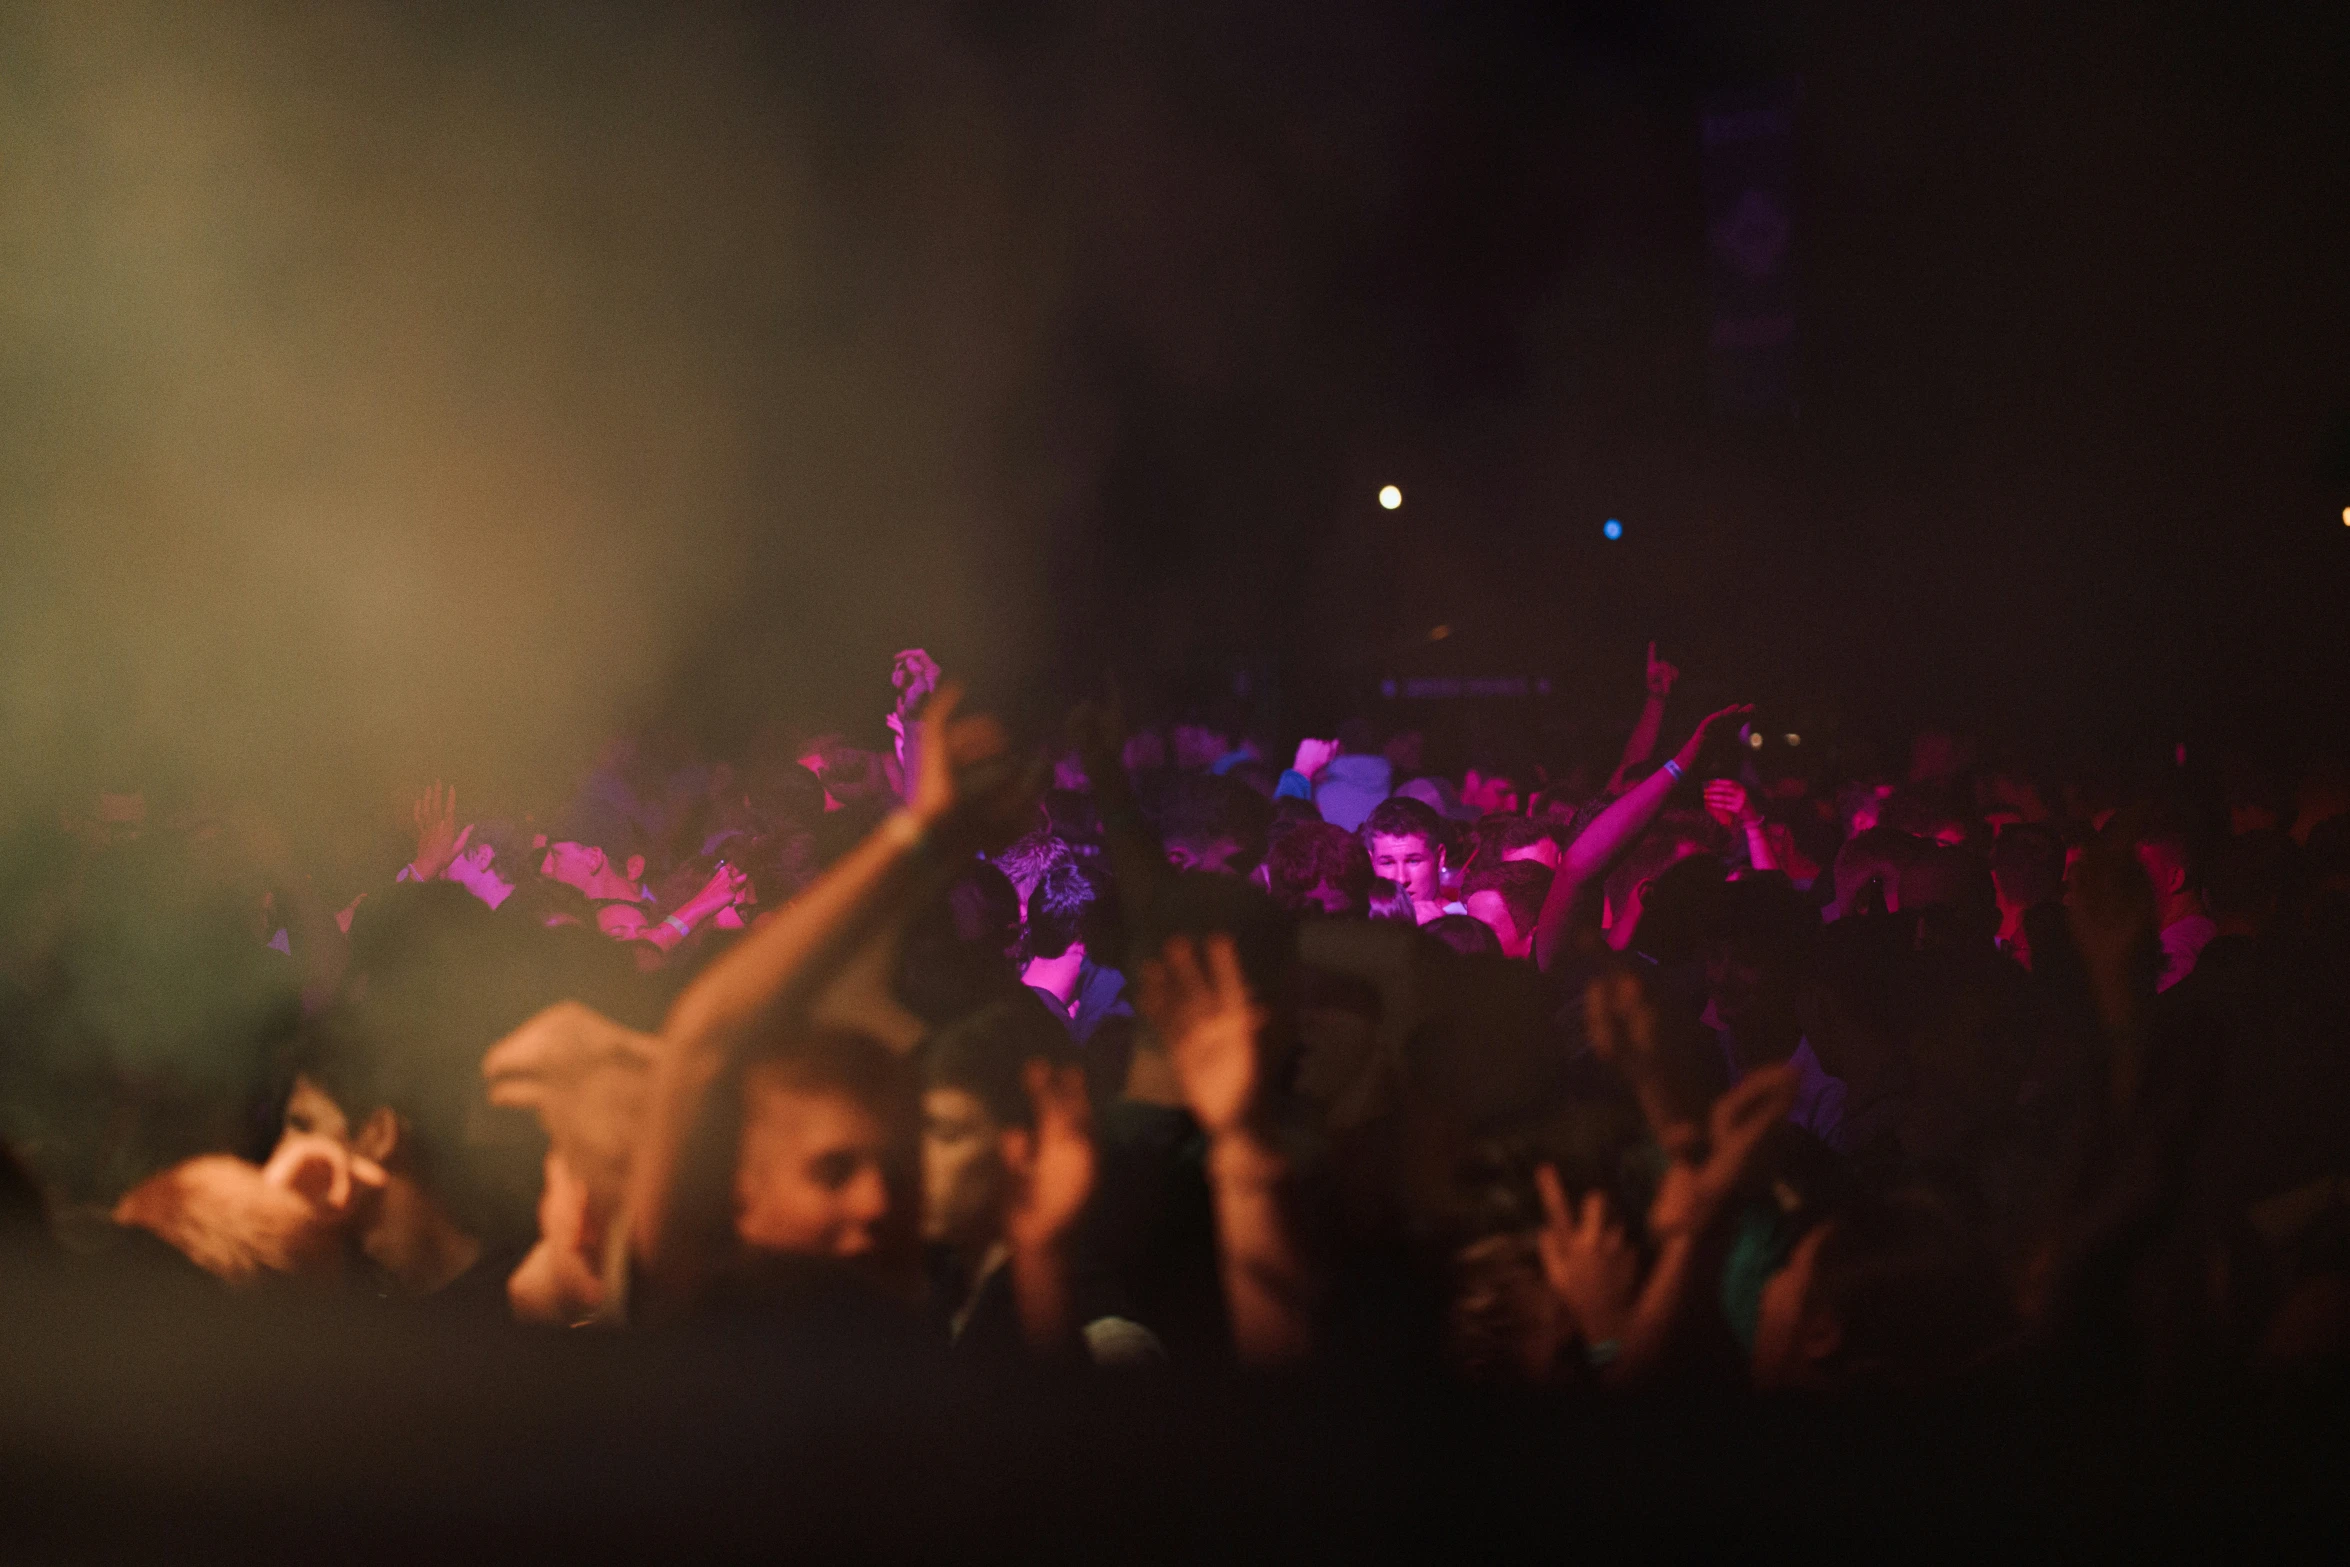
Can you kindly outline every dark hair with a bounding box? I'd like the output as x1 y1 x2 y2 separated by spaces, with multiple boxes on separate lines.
1024 859 1100 961
1262 822 1373 916
1361 796 1442 850
1160 774 1272 873
921 1000 1070 1130
1989 823 2064 909
1423 912 1502 957
1366 876 1419 927
1834 826 1926 917
747 1027 919 1135
1463 860 1553 939
314 888 649 1249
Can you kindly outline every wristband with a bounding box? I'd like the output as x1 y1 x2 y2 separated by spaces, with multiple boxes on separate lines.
664 915 693 938
1661 759 1684 783
1586 1337 1621 1368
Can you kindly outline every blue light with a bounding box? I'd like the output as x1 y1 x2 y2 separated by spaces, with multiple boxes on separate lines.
1602 518 1623 540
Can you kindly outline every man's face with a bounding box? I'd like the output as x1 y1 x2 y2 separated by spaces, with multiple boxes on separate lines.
542 840 607 891
734 1072 893 1259
1464 890 1529 958
1367 833 1440 902
597 902 651 941
921 1087 1005 1249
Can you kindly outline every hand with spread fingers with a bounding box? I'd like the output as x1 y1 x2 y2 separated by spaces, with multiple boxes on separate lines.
1002 1059 1097 1255
1534 1168 1639 1350
1138 932 1267 1140
410 780 473 884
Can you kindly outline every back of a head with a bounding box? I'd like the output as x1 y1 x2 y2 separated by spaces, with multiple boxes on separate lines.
1263 822 1373 917
1901 845 1995 917
896 863 1025 1027
1989 823 2064 910
1462 859 1553 943
1834 827 1926 917
1160 772 1272 873
1711 872 1818 974
1421 912 1502 958
1631 851 1729 964
921 1000 1071 1131
1023 859 1101 962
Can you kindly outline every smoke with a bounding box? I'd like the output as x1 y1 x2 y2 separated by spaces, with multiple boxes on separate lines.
0 2 1066 836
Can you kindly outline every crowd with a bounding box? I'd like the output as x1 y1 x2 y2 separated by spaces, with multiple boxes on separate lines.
5 639 2349 1411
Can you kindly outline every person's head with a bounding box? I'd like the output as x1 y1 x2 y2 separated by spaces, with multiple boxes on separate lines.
1752 1189 2014 1393
918 1002 1068 1255
1421 912 1503 957
1366 877 1419 926
1989 823 2065 918
445 819 527 910
1900 845 1998 950
896 862 1026 1026
539 813 648 903
1260 822 1373 918
1462 861 1553 959
1831 827 1925 920
1161 774 1271 876
1361 796 1445 903
736 1031 917 1262
1022 859 1101 965
2134 823 2202 926
992 831 1075 922
299 891 646 1274
1604 826 1713 948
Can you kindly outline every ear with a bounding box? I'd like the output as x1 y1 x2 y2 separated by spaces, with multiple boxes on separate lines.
625 854 646 885
351 1106 401 1166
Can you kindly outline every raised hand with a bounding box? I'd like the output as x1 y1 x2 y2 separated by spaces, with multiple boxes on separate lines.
506 1151 608 1325
410 780 473 883
1535 1166 1639 1348
890 647 942 715
1670 703 1757 776
1648 1063 1797 1242
1137 932 1266 1139
1291 737 1340 782
908 681 1038 850
483 1002 663 1229
1583 967 1700 1160
1002 1059 1097 1253
1703 778 1759 832
1644 641 1680 700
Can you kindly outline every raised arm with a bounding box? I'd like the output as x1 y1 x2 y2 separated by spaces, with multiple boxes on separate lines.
1537 969 1796 1385
1703 779 1778 874
1533 703 1752 971
1000 1059 1098 1355
624 686 1025 1290
1138 932 1314 1365
1604 642 1679 796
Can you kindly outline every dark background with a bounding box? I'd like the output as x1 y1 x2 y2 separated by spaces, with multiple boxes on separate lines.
3 1 2346 820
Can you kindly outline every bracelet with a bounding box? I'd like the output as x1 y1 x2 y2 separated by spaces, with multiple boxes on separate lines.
1661 759 1684 783
664 915 693 939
